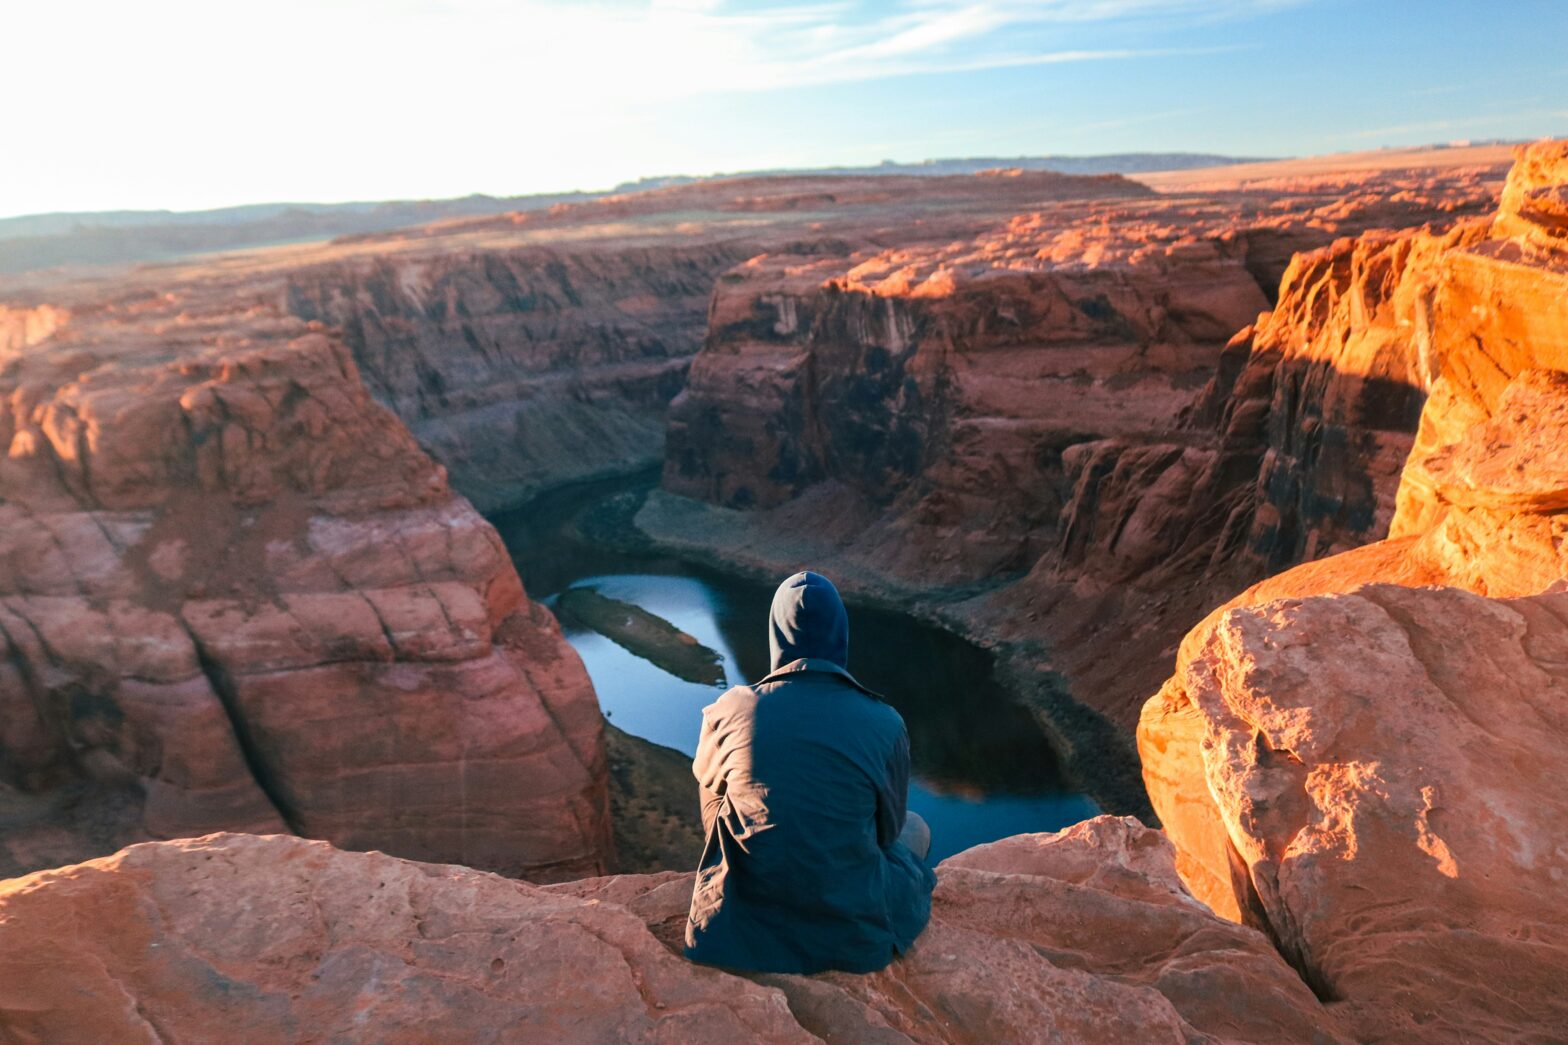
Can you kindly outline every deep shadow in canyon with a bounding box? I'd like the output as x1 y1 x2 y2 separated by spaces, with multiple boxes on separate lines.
491 472 1098 866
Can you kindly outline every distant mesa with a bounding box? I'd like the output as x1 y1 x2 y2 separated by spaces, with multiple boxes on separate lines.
0 152 1265 277
605 150 1271 194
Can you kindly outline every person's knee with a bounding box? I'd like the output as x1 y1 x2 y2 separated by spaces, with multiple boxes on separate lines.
900 811 931 862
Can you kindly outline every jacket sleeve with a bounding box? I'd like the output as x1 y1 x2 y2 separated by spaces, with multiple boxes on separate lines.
693 708 725 838
875 719 911 849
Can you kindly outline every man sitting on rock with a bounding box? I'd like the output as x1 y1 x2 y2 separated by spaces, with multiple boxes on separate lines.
685 570 936 974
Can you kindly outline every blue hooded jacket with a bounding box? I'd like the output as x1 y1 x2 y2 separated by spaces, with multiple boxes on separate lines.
684 571 936 974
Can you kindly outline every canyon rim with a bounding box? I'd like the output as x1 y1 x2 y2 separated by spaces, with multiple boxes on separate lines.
4 3 1568 1037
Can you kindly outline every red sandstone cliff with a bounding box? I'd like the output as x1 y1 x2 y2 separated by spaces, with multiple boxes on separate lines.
0 294 612 881
1139 141 1568 1042
643 157 1503 734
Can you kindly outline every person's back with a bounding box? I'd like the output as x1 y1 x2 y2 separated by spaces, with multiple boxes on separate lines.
684 571 936 975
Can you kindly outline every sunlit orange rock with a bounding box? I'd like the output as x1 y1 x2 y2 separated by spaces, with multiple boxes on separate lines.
1140 141 1568 1041
1142 585 1568 1042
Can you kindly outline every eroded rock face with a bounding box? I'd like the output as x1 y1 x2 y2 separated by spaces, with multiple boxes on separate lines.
1139 142 1568 1042
645 155 1504 731
0 823 1344 1044
284 244 754 513
1142 586 1568 1043
1144 140 1568 615
0 306 611 880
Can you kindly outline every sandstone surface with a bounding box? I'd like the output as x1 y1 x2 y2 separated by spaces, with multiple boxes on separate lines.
0 298 611 880
1138 142 1568 1042
1141 585 1568 1043
0 822 1344 1043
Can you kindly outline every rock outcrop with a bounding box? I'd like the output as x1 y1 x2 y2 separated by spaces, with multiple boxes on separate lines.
284 244 754 513
0 822 1344 1043
642 153 1504 731
1139 142 1568 1042
1140 585 1568 1042
0 298 612 881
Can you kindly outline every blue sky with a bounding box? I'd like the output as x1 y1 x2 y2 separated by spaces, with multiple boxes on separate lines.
2 0 1564 217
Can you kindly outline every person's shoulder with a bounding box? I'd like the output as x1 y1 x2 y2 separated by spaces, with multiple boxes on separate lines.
836 684 905 732
702 683 759 721
870 698 907 735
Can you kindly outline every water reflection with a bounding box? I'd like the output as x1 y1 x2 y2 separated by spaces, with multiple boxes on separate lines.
493 492 1097 863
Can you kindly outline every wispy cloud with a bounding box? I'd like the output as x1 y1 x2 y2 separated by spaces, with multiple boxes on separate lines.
0 0 1312 214
730 1 1295 89
426 0 1304 99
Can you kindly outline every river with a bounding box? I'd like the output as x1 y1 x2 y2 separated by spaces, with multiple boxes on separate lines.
491 480 1097 864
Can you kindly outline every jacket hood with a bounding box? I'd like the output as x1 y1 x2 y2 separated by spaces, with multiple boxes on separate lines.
768 570 849 671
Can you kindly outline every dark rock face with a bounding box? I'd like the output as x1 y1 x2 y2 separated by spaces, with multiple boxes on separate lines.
1187 222 1489 574
669 279 948 513
284 244 756 512
663 227 1276 588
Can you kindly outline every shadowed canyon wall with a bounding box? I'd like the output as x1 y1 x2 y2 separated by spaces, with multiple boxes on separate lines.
283 244 757 512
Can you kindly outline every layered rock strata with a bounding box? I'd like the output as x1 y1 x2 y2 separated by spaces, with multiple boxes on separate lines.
1139 142 1568 1042
0 821 1345 1043
283 244 755 512
0 301 611 880
0 167 1175 875
645 156 1504 730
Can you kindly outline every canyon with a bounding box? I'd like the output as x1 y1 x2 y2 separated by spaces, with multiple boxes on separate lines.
2 139 1565 1041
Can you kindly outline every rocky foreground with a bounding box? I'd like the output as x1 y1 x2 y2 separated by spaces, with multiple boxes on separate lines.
0 821 1343 1044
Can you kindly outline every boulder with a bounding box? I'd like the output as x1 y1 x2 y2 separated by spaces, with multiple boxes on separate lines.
1141 585 1568 1042
0 834 803 1043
